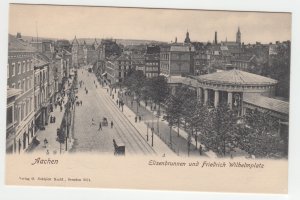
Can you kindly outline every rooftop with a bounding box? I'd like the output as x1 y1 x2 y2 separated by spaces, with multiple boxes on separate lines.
8 34 36 52
243 94 289 115
195 69 278 86
168 76 198 87
170 45 195 52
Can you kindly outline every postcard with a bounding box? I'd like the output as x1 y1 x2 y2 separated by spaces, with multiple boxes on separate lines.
5 3 291 194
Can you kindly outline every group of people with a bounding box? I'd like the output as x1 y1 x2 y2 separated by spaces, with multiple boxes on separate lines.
54 97 64 112
135 116 142 123
91 118 114 132
76 100 83 106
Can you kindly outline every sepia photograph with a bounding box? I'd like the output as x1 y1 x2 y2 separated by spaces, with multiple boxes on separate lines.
3 2 294 196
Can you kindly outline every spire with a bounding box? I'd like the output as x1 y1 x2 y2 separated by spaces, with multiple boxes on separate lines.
184 29 191 44
236 26 241 44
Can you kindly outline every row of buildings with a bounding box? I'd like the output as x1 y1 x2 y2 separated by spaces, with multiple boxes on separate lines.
91 28 289 86
6 33 72 154
88 28 289 156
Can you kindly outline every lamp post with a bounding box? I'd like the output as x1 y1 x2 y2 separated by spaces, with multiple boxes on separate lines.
146 123 149 141
151 127 154 147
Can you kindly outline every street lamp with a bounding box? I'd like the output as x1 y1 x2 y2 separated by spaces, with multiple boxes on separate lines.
146 123 149 141
151 127 154 147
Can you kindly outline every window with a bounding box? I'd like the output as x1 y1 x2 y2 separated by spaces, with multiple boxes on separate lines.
7 106 13 126
31 60 34 70
25 101 28 117
25 79 28 91
23 61 26 73
18 62 21 74
29 98 32 112
12 63 15 76
21 103 24 121
27 60 30 71
22 79 25 92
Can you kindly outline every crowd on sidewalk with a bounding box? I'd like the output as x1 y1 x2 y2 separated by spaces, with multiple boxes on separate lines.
29 78 76 154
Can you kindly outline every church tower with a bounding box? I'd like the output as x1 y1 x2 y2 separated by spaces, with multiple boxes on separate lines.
236 26 241 44
184 30 191 44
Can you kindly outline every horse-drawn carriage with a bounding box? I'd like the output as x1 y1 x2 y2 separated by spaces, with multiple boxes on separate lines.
102 117 108 126
113 139 125 155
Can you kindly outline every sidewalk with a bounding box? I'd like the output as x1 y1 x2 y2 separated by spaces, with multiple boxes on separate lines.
112 88 218 158
106 87 176 157
140 101 218 158
30 79 75 155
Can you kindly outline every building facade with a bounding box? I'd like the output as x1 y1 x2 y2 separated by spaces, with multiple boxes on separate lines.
145 45 160 78
160 44 195 77
7 34 36 154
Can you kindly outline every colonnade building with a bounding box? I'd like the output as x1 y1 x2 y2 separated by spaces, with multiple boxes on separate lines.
168 69 282 115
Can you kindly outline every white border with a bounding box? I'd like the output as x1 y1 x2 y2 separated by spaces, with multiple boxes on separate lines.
1 0 299 200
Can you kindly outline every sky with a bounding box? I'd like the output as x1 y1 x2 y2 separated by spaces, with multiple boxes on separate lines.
8 4 291 44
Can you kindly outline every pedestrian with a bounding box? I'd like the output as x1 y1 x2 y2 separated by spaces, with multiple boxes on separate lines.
98 122 102 131
44 138 48 147
199 145 203 156
135 116 137 123
139 116 141 122
116 99 119 105
111 121 113 128
80 100 82 106
112 94 114 99
91 118 95 126
60 105 62 112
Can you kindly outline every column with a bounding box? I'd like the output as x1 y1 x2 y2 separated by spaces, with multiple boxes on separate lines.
204 89 208 105
228 92 233 109
214 90 219 108
171 86 176 95
197 88 203 102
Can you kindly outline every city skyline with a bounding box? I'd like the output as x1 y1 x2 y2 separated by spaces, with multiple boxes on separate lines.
9 4 291 44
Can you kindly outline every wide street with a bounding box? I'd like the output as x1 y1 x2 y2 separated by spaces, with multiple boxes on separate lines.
70 68 155 155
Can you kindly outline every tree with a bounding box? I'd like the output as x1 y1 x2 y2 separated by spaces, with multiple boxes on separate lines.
201 103 239 157
261 43 290 99
237 109 285 158
148 76 169 133
164 94 180 148
123 69 146 114
193 101 210 150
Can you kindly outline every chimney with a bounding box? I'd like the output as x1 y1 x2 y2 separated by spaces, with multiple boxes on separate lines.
214 31 218 45
16 32 22 39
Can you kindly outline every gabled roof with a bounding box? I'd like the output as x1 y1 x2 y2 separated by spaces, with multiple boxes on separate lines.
170 45 195 52
233 54 256 62
243 94 289 115
71 36 79 45
116 54 131 61
8 34 36 52
33 56 49 67
196 69 278 85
